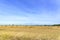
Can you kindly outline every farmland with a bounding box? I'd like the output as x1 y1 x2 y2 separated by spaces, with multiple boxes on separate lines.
0 26 60 40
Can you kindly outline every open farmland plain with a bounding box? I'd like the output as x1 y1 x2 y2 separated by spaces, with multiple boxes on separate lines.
0 26 60 40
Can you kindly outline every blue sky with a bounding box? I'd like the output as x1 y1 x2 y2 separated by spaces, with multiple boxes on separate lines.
0 0 60 25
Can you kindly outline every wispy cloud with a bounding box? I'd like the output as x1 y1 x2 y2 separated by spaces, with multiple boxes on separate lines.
0 0 60 25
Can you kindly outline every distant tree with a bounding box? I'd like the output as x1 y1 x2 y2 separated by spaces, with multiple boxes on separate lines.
52 24 60 26
12 24 14 26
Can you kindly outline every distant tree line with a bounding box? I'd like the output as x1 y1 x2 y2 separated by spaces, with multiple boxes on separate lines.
0 24 60 26
41 24 60 26
52 24 60 26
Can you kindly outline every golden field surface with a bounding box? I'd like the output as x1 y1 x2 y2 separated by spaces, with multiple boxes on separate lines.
0 26 60 40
